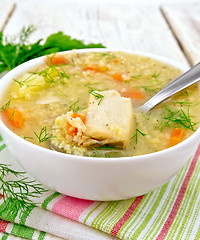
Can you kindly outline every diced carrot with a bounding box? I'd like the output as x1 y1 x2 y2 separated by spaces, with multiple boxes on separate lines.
66 112 85 136
120 89 145 99
46 55 70 66
71 112 85 123
66 122 78 136
113 59 120 64
169 128 184 147
112 73 124 82
83 66 108 73
4 108 24 128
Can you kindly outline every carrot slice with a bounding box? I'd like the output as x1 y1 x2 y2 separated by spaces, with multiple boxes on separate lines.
4 108 24 128
112 73 124 82
169 128 184 147
46 55 70 66
66 112 85 136
83 66 108 73
120 89 145 99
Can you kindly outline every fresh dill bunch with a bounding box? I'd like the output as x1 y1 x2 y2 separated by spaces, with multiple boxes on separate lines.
0 26 105 74
0 163 48 217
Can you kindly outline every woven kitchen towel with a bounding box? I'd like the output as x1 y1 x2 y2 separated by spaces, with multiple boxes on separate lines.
0 135 200 240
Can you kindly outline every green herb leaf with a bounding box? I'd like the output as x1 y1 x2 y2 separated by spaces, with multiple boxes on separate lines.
131 74 143 79
69 100 81 112
34 126 54 143
160 106 198 131
0 163 48 217
131 128 146 144
1 99 11 111
89 88 104 105
152 71 161 81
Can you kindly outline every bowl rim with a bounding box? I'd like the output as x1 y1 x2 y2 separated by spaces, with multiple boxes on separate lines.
0 48 199 163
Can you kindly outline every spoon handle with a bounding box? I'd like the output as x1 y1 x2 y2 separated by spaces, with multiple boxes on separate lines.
139 61 200 113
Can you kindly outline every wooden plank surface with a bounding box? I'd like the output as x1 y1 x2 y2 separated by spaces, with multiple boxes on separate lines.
3 0 188 65
0 0 15 31
162 3 200 65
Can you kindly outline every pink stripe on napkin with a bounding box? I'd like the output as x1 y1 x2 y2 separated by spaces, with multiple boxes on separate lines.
111 195 144 236
156 145 200 240
52 196 94 221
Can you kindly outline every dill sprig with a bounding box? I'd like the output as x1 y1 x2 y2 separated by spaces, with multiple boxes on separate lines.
152 71 161 81
131 74 143 79
88 147 111 158
131 128 146 144
89 88 104 105
69 100 81 112
1 99 11 111
160 106 198 131
0 163 48 216
139 85 161 95
34 126 54 143
172 101 200 106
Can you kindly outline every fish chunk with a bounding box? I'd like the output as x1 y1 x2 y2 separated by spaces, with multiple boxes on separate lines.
85 90 134 148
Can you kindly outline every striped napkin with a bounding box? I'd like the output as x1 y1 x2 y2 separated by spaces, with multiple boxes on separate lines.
0 135 200 240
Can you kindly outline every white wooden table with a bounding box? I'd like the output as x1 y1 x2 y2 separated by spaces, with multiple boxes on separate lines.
0 0 200 66
0 0 200 239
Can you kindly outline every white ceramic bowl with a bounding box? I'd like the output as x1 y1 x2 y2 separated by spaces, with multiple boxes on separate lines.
0 49 199 201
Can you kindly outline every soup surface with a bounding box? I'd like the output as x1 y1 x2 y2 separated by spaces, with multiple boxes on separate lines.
1 51 199 157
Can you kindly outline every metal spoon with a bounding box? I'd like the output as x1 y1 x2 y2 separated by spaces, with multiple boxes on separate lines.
138 61 200 113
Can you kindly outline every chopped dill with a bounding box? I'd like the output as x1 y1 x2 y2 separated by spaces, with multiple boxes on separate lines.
83 82 100 88
37 68 56 84
71 58 76 66
152 71 161 81
124 80 130 83
13 79 25 87
99 146 116 150
94 52 117 59
69 100 81 112
88 147 111 158
131 74 143 79
182 89 189 96
172 101 200 106
34 126 54 143
13 78 42 87
131 128 146 144
160 106 198 131
140 85 161 94
57 91 68 98
24 136 33 140
89 88 104 105
8 109 15 121
142 112 151 120
89 147 100 157
1 99 11 111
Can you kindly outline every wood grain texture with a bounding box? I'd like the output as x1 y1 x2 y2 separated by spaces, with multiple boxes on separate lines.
162 3 200 65
4 0 188 64
0 0 15 31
